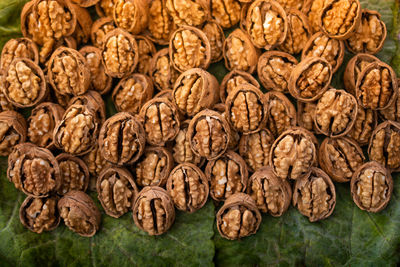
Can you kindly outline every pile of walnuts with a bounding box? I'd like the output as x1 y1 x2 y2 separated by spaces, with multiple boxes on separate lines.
0 0 396 240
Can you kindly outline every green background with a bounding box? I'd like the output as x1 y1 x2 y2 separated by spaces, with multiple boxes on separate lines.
1 0 400 266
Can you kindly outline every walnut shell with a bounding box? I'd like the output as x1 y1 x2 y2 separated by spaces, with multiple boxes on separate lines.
71 0 100 8
134 35 157 75
90 17 116 48
220 70 260 103
113 0 149 35
56 153 90 195
0 38 39 74
70 3 93 44
0 111 27 156
202 20 225 63
68 90 106 124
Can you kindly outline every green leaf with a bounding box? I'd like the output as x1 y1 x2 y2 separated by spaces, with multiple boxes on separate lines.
0 0 28 50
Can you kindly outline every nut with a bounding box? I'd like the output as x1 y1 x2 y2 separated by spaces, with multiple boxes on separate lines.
220 70 260 103
68 90 106 124
225 84 267 134
202 21 225 63
297 101 319 133
223 28 260 73
288 57 332 102
140 97 180 146
315 89 358 137
173 68 219 117
146 0 175 45
239 128 275 172
135 35 156 75
58 190 101 237
302 31 345 73
355 61 398 110
303 0 328 33
350 161 393 213
187 109 230 160
347 105 377 146
48 47 91 97
247 166 291 216
53 104 100 156
3 58 47 108
0 38 39 73
257 51 298 93
270 127 317 180
210 0 241 29
7 143 61 197
292 167 336 222
319 0 361 40
97 166 139 218
149 48 180 91
99 112 146 166
346 9 386 54
167 163 209 212
278 9 312 55
166 0 209 27
28 102 65 149
172 120 204 166
245 0 288 50
19 196 60 233
0 111 27 156
265 91 297 137
102 28 139 78
90 17 116 48
319 137 365 183
134 146 174 187
70 3 93 45
169 26 211 72
379 90 400 123
113 0 149 35
216 193 262 240
96 0 116 17
57 153 90 194
79 46 113 95
205 150 248 202
112 74 154 114
213 103 241 151
368 121 400 171
133 186 175 236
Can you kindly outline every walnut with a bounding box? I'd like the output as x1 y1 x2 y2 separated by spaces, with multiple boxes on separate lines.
101 29 139 78
297 101 319 133
53 104 100 156
133 36 156 75
68 90 106 124
58 190 101 237
225 84 267 134
265 91 297 137
347 105 377 146
205 150 248 202
293 167 336 222
79 46 112 95
288 57 332 102
173 68 219 117
257 51 297 93
379 91 400 123
150 48 180 91
19 196 60 233
319 137 365 183
216 193 262 240
210 0 241 29
134 146 174 187
3 58 47 108
112 74 154 114
169 26 211 72
0 111 27 156
315 89 358 137
202 21 225 63
57 153 90 195
351 161 393 213
172 120 204 166
146 0 175 45
95 0 116 17
7 143 61 197
247 166 291 216
99 112 146 166
166 0 210 27
28 102 64 149
0 38 39 73
97 166 139 218
48 47 90 97
319 0 361 40
70 3 93 45
346 9 386 54
355 61 398 110
220 70 260 103
302 32 345 73
213 103 241 151
187 109 230 160
303 0 329 33
90 17 116 48
223 28 260 74
245 0 288 50
270 127 317 180
167 163 209 212
133 186 175 236
139 97 180 146
113 0 149 34
278 9 312 55
368 121 400 171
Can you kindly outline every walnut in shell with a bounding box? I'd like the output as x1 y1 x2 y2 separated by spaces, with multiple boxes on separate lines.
113 0 149 35
303 0 328 33
0 111 27 156
57 153 90 195
134 35 156 75
95 0 116 17
202 21 225 63
172 120 204 166
146 0 175 45
68 90 106 124
0 38 39 73
265 91 297 137
166 0 210 27
220 70 260 103
70 3 93 45
90 17 116 48
209 0 241 29
347 105 377 146
297 101 319 133
150 48 180 91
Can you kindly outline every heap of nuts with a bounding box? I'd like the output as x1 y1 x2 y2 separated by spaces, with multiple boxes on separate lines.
0 0 396 240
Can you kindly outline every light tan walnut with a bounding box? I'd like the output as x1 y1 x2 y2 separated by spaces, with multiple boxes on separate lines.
347 105 376 146
150 48 180 91
210 0 241 29
20 196 59 233
297 101 319 133
91 17 116 48
57 153 89 195
113 0 148 35
279 9 311 55
166 0 209 27
172 121 204 166
0 38 38 72
265 91 297 137
147 0 175 44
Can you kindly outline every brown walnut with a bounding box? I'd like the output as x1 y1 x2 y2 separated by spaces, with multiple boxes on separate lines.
90 17 116 48
172 120 204 166
146 0 175 45
210 0 241 29
113 0 149 35
297 101 319 133
150 48 180 91
68 90 106 124
134 35 156 75
166 0 210 27
220 70 260 103
265 91 297 137
347 105 377 146
0 111 27 156
95 0 116 17
57 153 90 195
202 21 225 63
0 38 39 73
